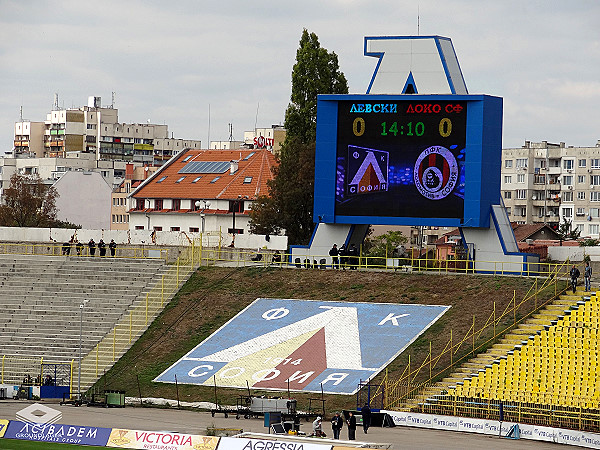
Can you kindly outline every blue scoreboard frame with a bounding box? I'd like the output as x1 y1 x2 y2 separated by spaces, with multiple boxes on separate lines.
314 94 502 228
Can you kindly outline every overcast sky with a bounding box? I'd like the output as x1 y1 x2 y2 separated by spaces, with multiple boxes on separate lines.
1 0 598 153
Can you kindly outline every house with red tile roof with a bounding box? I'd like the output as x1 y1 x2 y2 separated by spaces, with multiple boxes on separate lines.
128 148 277 237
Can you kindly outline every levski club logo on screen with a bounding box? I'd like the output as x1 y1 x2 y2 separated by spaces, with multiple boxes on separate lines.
414 146 459 200
347 145 388 197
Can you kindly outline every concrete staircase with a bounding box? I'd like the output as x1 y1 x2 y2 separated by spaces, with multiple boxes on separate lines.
0 254 175 386
396 287 587 411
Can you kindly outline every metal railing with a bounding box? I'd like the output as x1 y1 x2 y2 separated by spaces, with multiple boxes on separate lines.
0 242 169 260
195 245 565 277
380 260 572 410
76 246 197 393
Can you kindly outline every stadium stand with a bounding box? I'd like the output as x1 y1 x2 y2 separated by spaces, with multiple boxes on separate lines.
0 254 178 390
420 286 599 411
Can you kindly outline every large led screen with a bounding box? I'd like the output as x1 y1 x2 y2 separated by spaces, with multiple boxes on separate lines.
335 100 466 218
314 94 502 228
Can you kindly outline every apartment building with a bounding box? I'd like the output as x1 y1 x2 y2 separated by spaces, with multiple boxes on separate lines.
502 140 600 238
12 96 202 165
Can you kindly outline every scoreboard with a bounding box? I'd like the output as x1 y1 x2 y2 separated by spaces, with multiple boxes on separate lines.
314 94 502 228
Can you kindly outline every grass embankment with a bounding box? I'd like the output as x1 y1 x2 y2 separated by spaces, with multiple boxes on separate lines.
92 266 558 414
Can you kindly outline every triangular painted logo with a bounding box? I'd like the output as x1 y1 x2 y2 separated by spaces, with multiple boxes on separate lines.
402 71 418 94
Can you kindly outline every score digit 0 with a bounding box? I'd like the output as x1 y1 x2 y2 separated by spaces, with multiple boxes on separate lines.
439 118 452 137
353 117 365 136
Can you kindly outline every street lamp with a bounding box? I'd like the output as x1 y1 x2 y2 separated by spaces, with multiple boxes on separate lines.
194 200 211 234
78 299 89 401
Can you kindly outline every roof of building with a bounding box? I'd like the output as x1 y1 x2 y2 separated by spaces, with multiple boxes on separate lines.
511 223 561 242
131 149 277 200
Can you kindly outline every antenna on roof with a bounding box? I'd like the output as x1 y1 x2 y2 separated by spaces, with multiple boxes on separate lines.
417 5 420 35
19 106 23 122
228 123 233 142
207 104 211 150
53 93 59 110
254 102 259 130
111 91 115 108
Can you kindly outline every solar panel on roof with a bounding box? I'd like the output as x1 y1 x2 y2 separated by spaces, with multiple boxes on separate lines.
178 161 230 174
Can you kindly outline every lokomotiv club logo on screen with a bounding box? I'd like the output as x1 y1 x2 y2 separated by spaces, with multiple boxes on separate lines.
347 145 389 197
414 145 458 200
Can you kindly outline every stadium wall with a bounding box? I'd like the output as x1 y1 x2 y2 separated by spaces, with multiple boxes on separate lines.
382 410 600 449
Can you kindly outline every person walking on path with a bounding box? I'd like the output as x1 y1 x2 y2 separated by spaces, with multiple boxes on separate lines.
361 403 371 434
347 411 356 440
331 412 343 439
109 239 117 257
585 261 592 292
570 264 580 293
88 238 96 256
329 243 339 269
98 239 107 257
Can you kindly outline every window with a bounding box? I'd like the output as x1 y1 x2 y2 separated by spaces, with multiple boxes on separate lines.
183 155 192 162
578 191 586 200
154 199 163 210
517 174 525 183
210 176 221 183
135 226 144 230
156 176 167 183
243 177 253 184
113 198 117 206
504 175 512 184
517 206 526 217
592 175 600 186
189 227 199 233
504 191 512 199
516 158 527 168
579 159 587 168
576 208 586 216
591 192 600 202
192 176 202 183
591 208 600 218
505 160 513 168
505 207 511 216
563 159 574 170
170 227 180 232
516 189 526 200
563 176 573 186
176 176 186 183
229 200 244 213
578 175 586 184
562 207 572 218
592 159 600 169
575 224 584 234
112 215 116 223
153 226 162 231
172 199 181 210
135 198 145 210
563 191 573 202
590 224 599 235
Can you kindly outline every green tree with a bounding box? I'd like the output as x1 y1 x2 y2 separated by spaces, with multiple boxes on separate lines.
249 29 348 244
0 173 60 227
363 230 409 258
557 217 581 241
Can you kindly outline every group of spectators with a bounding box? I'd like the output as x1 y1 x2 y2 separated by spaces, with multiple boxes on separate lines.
312 403 372 440
61 236 117 257
328 243 359 270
